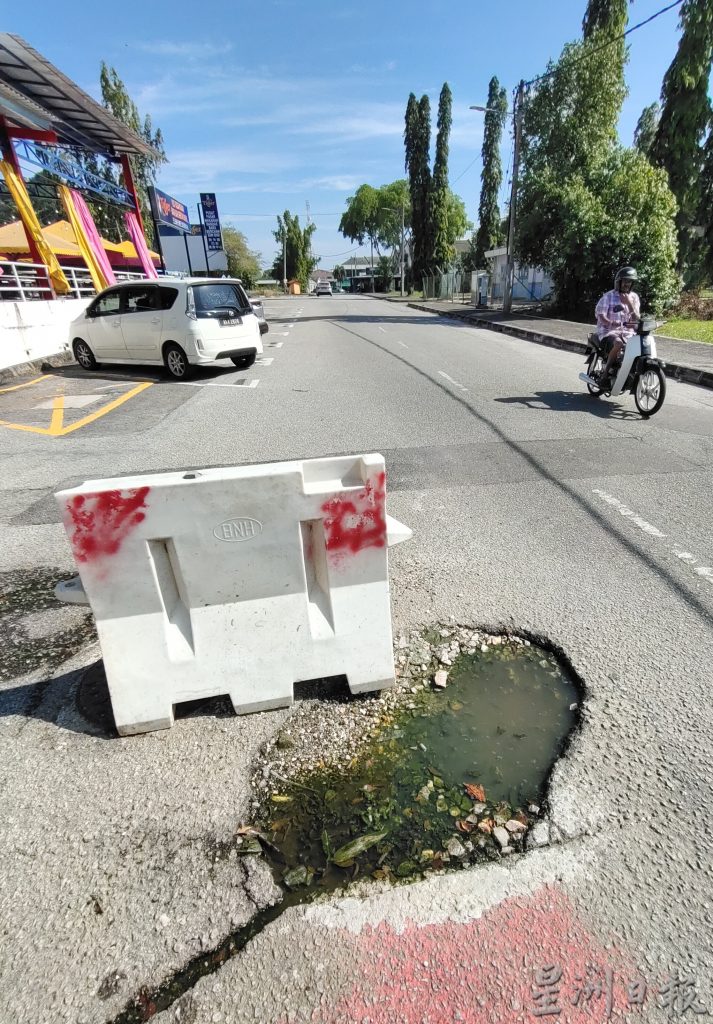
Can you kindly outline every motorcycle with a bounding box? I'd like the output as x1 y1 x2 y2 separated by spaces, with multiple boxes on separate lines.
579 317 667 418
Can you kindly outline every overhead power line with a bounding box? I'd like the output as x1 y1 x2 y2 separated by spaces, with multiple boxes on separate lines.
526 0 685 87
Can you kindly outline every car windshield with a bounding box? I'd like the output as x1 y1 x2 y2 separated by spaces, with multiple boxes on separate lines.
194 283 250 314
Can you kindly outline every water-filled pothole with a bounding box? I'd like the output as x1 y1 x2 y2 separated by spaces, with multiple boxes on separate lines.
112 632 581 1022
254 639 579 891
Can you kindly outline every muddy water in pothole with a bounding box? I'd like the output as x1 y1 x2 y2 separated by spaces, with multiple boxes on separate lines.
113 641 580 1023
261 642 579 892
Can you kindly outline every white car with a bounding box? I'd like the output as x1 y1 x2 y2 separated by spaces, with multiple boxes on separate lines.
70 278 263 380
314 281 332 295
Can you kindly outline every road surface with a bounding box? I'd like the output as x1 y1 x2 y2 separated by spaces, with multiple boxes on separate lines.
1 295 712 1023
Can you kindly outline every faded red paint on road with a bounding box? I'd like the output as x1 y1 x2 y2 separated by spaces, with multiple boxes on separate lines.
66 487 150 564
306 886 640 1024
321 473 386 560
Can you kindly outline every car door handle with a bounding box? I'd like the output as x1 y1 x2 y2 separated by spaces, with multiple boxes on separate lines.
151 317 161 324
112 321 121 328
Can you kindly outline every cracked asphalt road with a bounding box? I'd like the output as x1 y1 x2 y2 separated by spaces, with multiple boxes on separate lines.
1 295 713 1023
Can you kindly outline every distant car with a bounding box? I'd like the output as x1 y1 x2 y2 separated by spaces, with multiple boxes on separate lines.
249 297 269 335
314 281 332 295
69 278 262 380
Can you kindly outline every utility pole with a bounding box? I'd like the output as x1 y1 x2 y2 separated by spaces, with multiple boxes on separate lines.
282 225 287 294
503 80 525 315
400 200 405 298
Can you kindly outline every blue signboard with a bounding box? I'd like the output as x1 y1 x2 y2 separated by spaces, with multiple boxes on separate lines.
150 187 190 232
14 140 134 207
200 192 223 252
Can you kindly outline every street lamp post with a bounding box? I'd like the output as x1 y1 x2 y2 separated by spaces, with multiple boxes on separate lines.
470 79 524 314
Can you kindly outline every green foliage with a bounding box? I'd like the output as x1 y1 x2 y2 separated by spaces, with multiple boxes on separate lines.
582 0 629 39
332 264 345 281
98 63 166 244
474 76 508 267
376 254 393 290
521 36 627 182
222 226 262 287
339 180 409 262
404 93 432 280
339 183 380 251
517 148 679 318
650 0 713 266
429 83 453 270
271 210 316 288
634 102 660 156
515 27 678 317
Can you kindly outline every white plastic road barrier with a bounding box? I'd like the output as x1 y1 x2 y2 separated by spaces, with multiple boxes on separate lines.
55 455 412 736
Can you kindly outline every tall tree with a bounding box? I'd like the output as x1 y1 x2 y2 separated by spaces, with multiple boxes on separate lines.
417 95 433 277
429 83 453 270
99 63 166 243
517 32 678 317
582 0 629 39
271 210 316 288
690 123 713 286
222 226 262 287
474 76 508 267
634 102 660 156
404 94 432 283
650 0 713 269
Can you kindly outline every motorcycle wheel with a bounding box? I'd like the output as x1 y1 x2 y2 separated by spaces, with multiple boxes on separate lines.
634 366 666 417
586 351 604 396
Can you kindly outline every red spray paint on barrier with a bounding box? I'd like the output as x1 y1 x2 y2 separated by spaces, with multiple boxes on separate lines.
65 487 150 565
321 472 386 560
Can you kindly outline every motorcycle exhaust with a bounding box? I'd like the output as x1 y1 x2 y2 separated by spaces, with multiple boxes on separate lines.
579 372 599 386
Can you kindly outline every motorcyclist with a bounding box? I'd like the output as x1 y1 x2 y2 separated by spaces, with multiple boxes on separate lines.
595 267 641 387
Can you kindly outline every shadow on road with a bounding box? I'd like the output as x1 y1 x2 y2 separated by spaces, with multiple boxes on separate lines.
47 363 250 385
495 392 641 421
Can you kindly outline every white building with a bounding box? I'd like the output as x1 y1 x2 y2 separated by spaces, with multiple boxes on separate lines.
484 246 553 303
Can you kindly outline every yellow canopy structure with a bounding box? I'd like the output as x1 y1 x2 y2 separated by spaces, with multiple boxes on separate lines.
0 219 159 263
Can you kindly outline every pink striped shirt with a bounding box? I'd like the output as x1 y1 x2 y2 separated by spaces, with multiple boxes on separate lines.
595 289 640 343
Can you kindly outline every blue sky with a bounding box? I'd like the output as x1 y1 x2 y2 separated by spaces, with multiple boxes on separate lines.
8 0 688 270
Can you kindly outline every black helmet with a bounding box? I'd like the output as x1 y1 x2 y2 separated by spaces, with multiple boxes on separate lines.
615 266 639 288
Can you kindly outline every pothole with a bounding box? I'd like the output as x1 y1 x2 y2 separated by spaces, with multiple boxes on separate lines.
112 626 582 1023
251 632 580 890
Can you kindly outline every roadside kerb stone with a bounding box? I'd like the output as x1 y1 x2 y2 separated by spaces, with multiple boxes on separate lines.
401 300 713 393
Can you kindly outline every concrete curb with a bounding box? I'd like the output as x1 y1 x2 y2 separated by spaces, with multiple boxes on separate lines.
0 349 74 383
406 302 713 393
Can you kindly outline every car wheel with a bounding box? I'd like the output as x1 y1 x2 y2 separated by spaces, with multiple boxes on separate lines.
231 353 256 369
73 338 98 370
163 343 192 380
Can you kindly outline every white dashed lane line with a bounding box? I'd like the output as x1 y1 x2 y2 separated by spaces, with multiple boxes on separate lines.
592 488 713 586
437 370 469 393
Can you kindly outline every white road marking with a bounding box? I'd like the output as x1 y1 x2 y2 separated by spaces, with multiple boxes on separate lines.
397 341 409 349
593 490 713 587
183 378 259 389
438 370 469 392
277 332 290 336
592 490 666 537
268 342 284 349
256 357 274 365
378 326 387 333
35 395 102 409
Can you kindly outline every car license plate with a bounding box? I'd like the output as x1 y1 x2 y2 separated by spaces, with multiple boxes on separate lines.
221 317 242 326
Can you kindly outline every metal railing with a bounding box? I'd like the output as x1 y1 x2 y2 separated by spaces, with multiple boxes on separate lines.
0 260 148 302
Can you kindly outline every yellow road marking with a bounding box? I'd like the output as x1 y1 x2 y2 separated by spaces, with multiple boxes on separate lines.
0 375 50 394
55 381 153 436
0 381 153 437
49 395 65 435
